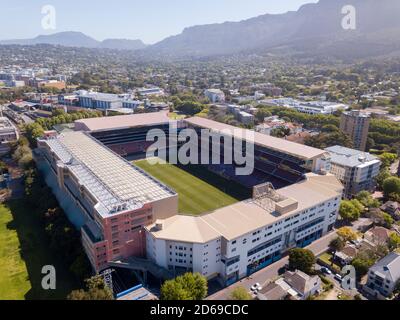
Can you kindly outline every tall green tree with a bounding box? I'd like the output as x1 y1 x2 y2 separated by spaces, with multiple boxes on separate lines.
230 287 252 300
288 248 316 273
160 273 208 300
383 177 400 200
68 275 114 300
339 200 362 222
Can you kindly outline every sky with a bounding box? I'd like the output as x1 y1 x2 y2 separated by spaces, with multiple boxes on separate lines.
0 0 318 44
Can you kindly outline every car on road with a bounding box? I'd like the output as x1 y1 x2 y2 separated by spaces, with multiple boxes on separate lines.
334 274 343 281
251 283 262 292
321 267 332 275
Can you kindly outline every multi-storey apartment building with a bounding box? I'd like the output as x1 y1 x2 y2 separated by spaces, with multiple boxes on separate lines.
36 131 178 272
325 146 381 199
340 110 371 151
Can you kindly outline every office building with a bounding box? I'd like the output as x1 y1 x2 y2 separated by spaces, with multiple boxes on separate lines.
325 146 381 198
340 111 371 151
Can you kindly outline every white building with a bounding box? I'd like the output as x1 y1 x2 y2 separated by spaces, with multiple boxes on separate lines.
260 98 349 115
205 89 226 103
137 87 165 97
364 252 400 299
122 100 141 110
146 174 343 286
0 117 19 143
238 111 254 125
325 146 381 199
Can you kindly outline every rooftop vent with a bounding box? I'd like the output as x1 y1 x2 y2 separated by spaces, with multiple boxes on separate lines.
155 221 164 231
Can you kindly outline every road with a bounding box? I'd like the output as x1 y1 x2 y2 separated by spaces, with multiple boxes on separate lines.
207 231 337 300
207 217 373 300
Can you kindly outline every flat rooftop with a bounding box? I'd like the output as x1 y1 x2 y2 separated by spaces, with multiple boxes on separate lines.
41 131 176 217
147 173 343 242
75 111 170 132
0 117 16 130
326 145 380 167
184 117 327 161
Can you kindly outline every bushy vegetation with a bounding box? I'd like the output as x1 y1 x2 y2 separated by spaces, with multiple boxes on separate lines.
160 273 208 300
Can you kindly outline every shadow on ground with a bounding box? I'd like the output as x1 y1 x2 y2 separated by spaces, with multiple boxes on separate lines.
6 200 82 300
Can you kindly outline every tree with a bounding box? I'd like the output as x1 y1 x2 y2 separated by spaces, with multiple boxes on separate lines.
24 122 45 147
329 237 345 255
68 275 114 300
255 108 272 123
230 287 252 300
388 233 400 250
379 153 397 168
305 131 353 149
355 191 380 208
351 257 374 278
383 177 400 199
337 227 358 242
271 126 291 138
376 168 391 190
160 273 208 300
176 101 204 116
288 248 315 273
382 212 394 228
339 200 362 222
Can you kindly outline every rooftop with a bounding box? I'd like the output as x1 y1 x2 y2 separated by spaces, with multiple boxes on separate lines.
184 117 327 161
326 145 381 168
147 173 343 242
41 131 175 217
370 252 400 283
0 117 16 130
74 111 170 132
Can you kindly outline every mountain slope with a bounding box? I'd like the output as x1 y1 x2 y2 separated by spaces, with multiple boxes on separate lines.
146 0 400 58
0 31 146 50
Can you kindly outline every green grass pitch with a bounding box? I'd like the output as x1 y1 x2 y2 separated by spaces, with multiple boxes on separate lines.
134 160 249 216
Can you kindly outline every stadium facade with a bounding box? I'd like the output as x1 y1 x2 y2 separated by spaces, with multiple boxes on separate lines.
36 112 343 286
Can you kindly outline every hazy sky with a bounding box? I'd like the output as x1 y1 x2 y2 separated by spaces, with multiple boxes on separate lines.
0 0 318 44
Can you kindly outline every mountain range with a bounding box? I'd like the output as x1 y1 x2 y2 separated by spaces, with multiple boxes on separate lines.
1 0 400 59
0 31 147 51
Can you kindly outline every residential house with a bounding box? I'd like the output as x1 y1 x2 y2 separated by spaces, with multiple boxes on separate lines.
380 201 400 221
283 270 322 300
364 252 400 299
364 227 391 246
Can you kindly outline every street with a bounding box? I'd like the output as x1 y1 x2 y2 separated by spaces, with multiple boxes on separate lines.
207 231 338 300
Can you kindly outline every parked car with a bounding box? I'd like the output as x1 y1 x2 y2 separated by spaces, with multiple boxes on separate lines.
334 274 343 281
321 267 332 275
251 283 262 292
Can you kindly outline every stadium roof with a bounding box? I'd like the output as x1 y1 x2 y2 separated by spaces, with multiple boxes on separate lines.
41 131 176 217
147 173 343 242
184 117 327 161
75 111 170 132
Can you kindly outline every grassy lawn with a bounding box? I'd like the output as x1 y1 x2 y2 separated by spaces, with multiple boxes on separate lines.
135 160 249 215
318 252 342 274
0 201 81 300
0 204 31 300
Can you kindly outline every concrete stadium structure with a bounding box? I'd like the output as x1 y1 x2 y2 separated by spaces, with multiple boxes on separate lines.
36 112 343 286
